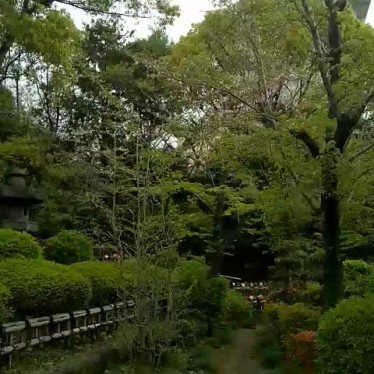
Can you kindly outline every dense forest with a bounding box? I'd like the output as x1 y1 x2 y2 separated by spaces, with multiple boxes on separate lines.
0 0 374 373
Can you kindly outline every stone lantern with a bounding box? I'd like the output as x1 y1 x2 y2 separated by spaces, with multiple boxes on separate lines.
0 169 46 233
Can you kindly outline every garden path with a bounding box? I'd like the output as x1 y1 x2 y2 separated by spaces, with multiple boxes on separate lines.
213 328 273 374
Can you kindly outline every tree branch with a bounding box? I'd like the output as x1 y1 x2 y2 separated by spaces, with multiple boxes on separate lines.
287 166 320 213
325 0 342 86
159 69 278 126
299 0 337 118
333 87 374 152
349 142 374 163
289 128 320 158
348 166 374 201
0 51 22 83
57 0 154 18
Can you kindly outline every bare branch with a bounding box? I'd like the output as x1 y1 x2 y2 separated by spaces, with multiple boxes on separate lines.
159 69 278 126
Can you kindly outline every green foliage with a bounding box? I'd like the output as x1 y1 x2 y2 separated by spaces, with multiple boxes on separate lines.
317 294 374 374
223 289 249 327
173 257 210 289
0 259 91 316
0 282 10 323
173 258 228 337
0 229 42 260
300 282 323 306
261 344 283 369
265 302 319 333
70 261 136 306
45 230 94 264
184 345 217 374
343 259 374 297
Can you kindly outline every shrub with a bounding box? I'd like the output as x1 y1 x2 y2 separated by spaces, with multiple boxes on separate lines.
0 228 42 259
317 294 374 374
300 282 322 305
261 344 283 369
0 259 92 316
45 230 94 264
70 261 136 306
223 289 249 327
264 302 320 337
185 346 217 374
0 283 10 323
290 330 316 368
344 259 374 297
277 303 320 336
173 258 228 336
261 301 320 369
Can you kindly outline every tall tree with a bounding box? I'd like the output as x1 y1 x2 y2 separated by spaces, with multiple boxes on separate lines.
167 0 374 307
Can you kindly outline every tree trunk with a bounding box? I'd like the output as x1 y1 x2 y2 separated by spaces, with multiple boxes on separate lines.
209 190 226 277
321 145 344 309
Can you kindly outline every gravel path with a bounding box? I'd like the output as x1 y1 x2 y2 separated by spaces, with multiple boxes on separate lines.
213 328 269 374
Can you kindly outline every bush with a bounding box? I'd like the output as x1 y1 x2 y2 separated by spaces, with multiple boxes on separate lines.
0 259 92 316
344 259 374 297
45 230 94 264
264 302 320 337
317 294 374 374
300 282 322 305
185 346 217 374
261 302 320 369
223 289 250 327
173 258 228 337
0 283 10 323
291 330 316 368
277 303 320 336
0 228 42 259
70 261 136 306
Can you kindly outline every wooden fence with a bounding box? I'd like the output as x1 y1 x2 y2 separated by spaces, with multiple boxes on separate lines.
0 299 135 368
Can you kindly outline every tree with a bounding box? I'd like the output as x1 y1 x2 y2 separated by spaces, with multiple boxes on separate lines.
167 0 374 308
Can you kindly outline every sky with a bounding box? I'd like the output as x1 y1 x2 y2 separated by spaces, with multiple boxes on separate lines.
61 0 374 41
60 0 215 41
366 0 374 26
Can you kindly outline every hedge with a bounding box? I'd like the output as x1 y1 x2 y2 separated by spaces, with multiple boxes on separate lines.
0 282 10 323
317 294 374 373
45 230 94 265
0 259 92 316
70 261 125 306
0 229 42 259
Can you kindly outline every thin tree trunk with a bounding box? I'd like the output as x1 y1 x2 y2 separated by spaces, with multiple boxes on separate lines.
321 146 343 308
209 190 226 277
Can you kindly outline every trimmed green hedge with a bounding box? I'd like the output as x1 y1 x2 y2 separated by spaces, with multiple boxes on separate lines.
45 230 94 265
0 229 42 259
70 262 120 306
0 259 92 316
0 282 10 323
317 294 374 374
70 260 139 306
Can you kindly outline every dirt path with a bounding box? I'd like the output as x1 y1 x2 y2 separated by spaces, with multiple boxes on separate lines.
213 329 268 374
